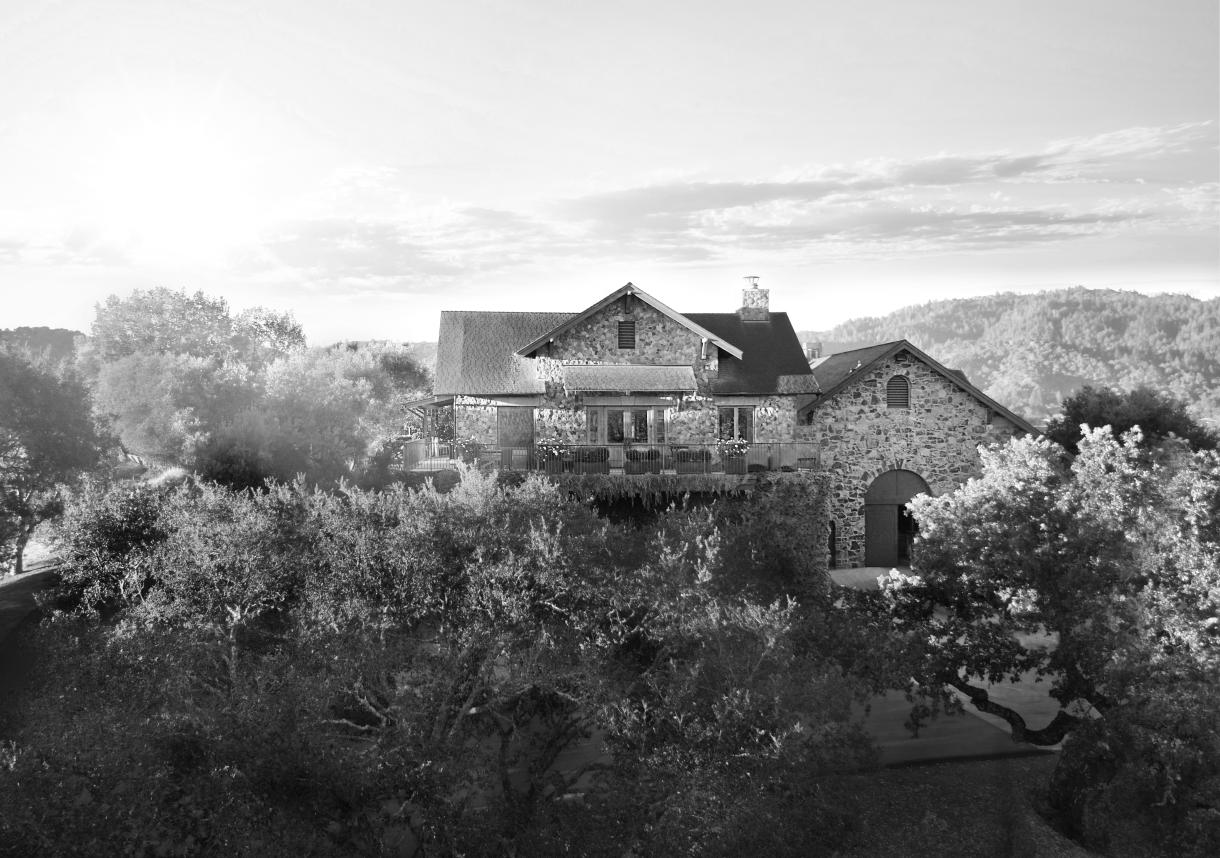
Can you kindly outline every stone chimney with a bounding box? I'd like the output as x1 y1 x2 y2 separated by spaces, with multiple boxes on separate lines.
738 275 770 321
803 341 822 361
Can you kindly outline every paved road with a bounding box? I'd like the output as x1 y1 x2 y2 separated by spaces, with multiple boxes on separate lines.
0 560 60 644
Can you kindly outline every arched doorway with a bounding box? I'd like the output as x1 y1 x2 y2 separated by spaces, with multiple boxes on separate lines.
864 470 930 567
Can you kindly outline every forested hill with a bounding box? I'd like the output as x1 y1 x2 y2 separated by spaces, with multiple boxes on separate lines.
799 288 1220 424
0 326 82 365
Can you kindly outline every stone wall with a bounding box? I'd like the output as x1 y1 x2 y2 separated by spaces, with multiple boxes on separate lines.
546 296 719 386
454 396 499 446
754 395 798 443
535 407 586 443
796 350 1025 568
665 400 717 443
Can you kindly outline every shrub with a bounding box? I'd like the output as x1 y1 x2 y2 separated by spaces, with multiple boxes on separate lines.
625 447 660 462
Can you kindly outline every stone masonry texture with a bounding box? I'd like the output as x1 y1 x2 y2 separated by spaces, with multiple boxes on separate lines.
796 350 1024 568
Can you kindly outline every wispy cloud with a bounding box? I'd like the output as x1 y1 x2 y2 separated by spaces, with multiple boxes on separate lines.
5 122 1214 296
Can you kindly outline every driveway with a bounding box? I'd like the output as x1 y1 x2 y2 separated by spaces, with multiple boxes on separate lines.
833 566 1062 766
0 559 59 644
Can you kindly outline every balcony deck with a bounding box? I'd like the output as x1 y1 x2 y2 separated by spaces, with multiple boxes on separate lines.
396 440 820 476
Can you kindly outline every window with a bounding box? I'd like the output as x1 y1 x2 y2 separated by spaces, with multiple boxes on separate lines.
587 407 665 443
717 406 754 441
886 375 910 409
617 320 636 349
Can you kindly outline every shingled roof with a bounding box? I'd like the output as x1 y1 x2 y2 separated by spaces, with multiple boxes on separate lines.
434 311 574 395
802 340 1037 434
685 312 817 394
562 364 697 393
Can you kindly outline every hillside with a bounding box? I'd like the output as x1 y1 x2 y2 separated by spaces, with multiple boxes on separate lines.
0 327 82 366
799 288 1220 424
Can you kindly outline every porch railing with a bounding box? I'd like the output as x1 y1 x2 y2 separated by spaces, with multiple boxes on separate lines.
397 440 820 474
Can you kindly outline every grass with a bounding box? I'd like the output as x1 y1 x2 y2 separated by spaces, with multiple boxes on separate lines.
820 755 1098 857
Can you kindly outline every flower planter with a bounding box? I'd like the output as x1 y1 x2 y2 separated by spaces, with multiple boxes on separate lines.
575 461 609 475
676 461 709 474
543 458 571 475
722 456 747 475
624 460 649 475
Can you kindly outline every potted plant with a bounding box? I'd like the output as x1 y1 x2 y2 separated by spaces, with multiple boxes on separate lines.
624 446 661 475
574 445 610 475
536 439 570 474
717 438 750 474
673 446 712 474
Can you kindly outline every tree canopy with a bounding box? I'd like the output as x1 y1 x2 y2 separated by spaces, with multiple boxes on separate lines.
868 430 1220 853
1044 384 1217 454
80 288 429 486
0 351 106 573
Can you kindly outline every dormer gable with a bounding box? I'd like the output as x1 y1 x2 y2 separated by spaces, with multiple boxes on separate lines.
515 283 744 360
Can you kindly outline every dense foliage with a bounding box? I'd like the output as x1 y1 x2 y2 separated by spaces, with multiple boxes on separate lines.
801 287 1220 422
1 470 869 856
867 429 1220 855
1044 384 1217 454
0 352 106 573
79 288 430 487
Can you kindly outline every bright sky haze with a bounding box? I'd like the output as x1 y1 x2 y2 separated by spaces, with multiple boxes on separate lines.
1 0 1216 343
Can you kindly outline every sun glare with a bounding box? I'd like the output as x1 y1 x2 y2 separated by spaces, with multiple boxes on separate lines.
89 117 262 265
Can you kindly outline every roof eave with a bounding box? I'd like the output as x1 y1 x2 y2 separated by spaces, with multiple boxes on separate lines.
800 339 1039 435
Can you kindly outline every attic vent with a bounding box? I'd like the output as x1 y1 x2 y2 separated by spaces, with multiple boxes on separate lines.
886 375 910 409
618 320 636 349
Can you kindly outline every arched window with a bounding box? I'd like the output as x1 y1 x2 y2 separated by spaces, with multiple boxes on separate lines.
886 375 910 409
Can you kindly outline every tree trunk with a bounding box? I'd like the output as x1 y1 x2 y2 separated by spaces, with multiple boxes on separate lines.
947 676 1082 745
12 517 34 576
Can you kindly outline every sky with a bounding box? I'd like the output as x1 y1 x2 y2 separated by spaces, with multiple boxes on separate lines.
1 0 1217 344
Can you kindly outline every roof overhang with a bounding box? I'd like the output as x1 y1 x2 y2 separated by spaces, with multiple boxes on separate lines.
401 395 455 412
798 339 1039 435
562 364 698 394
515 283 744 360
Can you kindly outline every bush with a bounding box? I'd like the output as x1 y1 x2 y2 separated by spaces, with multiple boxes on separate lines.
625 447 660 462
15 470 868 856
53 478 171 615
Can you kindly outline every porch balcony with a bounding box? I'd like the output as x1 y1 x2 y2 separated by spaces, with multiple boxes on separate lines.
397 439 820 475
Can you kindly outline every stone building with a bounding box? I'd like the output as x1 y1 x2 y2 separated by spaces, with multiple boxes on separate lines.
797 341 1032 567
426 281 1034 569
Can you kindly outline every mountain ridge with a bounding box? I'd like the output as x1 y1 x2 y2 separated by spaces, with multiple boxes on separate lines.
798 287 1220 423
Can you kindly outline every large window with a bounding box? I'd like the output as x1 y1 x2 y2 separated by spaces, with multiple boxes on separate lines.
717 406 754 441
587 407 665 443
886 375 910 409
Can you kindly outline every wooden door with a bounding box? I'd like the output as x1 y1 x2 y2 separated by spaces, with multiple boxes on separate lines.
497 407 534 469
864 504 898 567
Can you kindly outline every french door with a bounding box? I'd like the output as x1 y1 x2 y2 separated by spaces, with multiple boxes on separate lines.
586 407 666 444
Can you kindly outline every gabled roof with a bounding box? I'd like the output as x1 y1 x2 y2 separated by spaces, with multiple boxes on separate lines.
435 310 574 395
685 312 819 394
801 339 1038 434
515 283 745 360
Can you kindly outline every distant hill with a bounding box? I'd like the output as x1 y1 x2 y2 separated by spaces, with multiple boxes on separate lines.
798 288 1220 424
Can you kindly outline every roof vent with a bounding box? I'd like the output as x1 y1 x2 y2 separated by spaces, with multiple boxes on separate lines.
739 276 770 321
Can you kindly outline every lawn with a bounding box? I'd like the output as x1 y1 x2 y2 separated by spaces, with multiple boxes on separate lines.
821 755 1096 857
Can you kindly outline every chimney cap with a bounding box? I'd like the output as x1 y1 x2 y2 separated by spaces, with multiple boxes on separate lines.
743 275 760 287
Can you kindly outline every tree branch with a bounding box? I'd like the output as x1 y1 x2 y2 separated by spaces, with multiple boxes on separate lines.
946 676 1082 746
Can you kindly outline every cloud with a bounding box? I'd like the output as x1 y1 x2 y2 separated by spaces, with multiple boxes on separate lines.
31 120 1198 296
